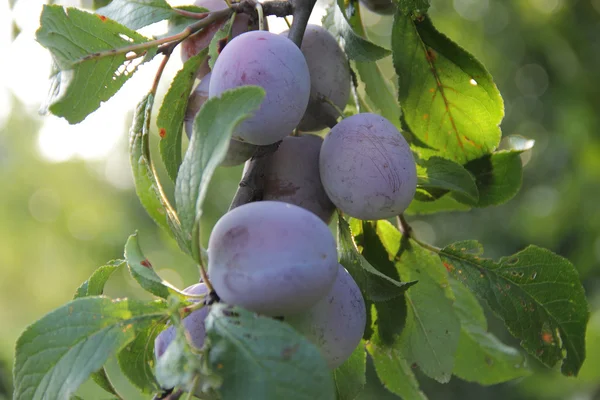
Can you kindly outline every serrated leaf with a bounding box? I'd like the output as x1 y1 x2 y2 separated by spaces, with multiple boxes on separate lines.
322 1 391 62
36 5 156 123
343 5 400 123
451 279 531 385
175 86 265 250
338 217 415 303
459 150 522 207
157 50 209 182
97 0 174 30
373 220 461 383
417 156 479 204
392 13 503 163
13 297 168 400
439 241 589 376
74 260 125 299
208 14 233 70
359 222 407 344
366 333 427 400
406 194 470 215
72 260 125 397
334 342 366 400
130 94 191 255
124 232 187 299
118 318 165 393
205 304 335 400
397 0 430 15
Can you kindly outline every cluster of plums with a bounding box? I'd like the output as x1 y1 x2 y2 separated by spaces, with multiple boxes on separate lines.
155 0 416 373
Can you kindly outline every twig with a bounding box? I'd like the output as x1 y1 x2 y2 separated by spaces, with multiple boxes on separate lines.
229 142 282 210
173 8 210 19
287 0 317 47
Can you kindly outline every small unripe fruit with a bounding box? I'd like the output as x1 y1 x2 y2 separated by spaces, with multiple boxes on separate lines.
180 0 255 79
262 134 335 223
154 283 209 358
208 201 338 316
209 31 311 145
185 73 257 166
280 25 351 132
286 265 366 369
319 113 417 220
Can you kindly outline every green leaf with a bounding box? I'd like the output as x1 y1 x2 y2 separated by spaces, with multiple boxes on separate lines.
366 333 427 400
416 156 479 204
124 232 187 299
175 86 265 251
130 94 190 254
97 0 174 30
342 4 400 123
36 5 156 123
72 260 125 397
373 221 461 383
205 304 335 400
397 0 430 16
406 194 470 215
439 241 589 376
322 1 391 62
208 14 234 70
460 150 522 207
338 217 415 303
334 342 366 400
450 279 531 385
13 297 168 400
118 318 165 393
74 260 125 299
157 50 209 182
392 13 503 163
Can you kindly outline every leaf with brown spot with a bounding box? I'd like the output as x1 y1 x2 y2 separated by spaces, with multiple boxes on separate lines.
440 240 589 376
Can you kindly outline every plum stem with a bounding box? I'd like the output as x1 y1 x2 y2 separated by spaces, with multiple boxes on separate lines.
256 3 265 30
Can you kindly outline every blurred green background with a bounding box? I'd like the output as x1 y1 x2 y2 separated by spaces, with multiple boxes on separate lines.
1 0 600 399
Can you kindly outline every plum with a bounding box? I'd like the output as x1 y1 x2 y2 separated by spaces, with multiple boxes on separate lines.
280 25 351 131
262 134 335 223
209 31 311 145
286 265 366 369
207 201 338 316
180 0 256 79
185 73 257 166
154 283 209 359
319 113 417 220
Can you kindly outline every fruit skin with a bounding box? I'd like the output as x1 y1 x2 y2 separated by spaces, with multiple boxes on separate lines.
207 201 338 316
280 25 351 132
185 73 257 167
209 31 311 145
319 113 417 220
154 283 209 358
286 265 366 369
359 0 396 15
180 0 254 79
262 134 335 223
